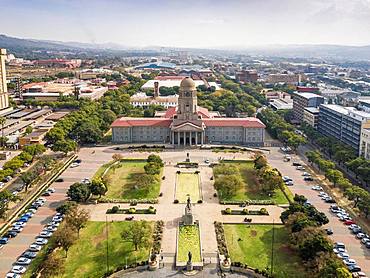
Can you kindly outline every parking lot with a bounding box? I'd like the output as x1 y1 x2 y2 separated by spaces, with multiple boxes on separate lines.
0 148 113 277
267 147 370 276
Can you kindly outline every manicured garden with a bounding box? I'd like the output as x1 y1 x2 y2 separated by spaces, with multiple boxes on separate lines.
223 224 308 278
214 160 293 204
24 221 153 278
175 172 201 203
177 225 201 263
95 158 161 200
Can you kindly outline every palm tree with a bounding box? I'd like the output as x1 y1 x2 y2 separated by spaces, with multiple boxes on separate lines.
0 116 6 148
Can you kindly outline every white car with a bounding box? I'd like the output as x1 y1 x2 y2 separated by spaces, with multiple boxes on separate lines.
35 238 48 245
311 185 323 191
333 248 347 254
70 162 80 168
12 222 26 227
302 172 311 176
343 258 357 266
296 166 305 170
361 238 370 244
16 257 32 265
29 244 42 252
356 233 366 239
39 231 53 238
6 273 21 278
337 252 349 259
282 176 292 182
11 266 27 274
285 181 294 186
349 224 361 230
44 226 57 232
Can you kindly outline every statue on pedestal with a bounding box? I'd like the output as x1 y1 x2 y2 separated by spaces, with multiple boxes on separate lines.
186 251 193 271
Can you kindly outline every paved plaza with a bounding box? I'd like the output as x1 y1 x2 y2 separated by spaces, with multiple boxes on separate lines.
0 146 369 277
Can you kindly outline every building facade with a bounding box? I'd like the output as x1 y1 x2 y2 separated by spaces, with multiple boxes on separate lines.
0 49 10 111
360 128 370 160
293 92 324 122
303 107 320 128
112 77 265 147
318 104 370 153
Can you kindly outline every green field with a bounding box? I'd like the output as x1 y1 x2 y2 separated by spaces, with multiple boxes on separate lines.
175 172 201 203
177 225 201 263
96 160 161 200
215 161 292 204
24 221 153 278
224 224 307 278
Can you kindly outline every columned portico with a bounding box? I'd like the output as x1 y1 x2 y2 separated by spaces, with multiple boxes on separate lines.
172 130 204 147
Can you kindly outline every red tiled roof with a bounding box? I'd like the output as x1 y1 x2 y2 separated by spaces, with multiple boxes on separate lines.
111 118 172 128
161 106 212 119
163 107 177 118
203 118 266 128
197 107 211 118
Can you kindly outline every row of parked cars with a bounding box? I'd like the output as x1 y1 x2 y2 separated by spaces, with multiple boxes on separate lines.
6 211 64 277
333 242 367 276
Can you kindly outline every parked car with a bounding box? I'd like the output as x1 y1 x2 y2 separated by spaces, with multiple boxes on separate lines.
311 185 323 191
325 197 336 203
325 228 333 235
292 162 302 166
70 162 80 168
348 265 362 273
304 176 314 181
344 220 356 225
285 181 294 186
352 228 362 234
352 272 368 278
22 251 37 258
6 273 21 278
302 172 311 176
361 238 370 244
282 176 292 182
337 252 349 259
11 266 27 274
10 226 23 233
343 258 357 266
55 178 64 182
333 248 347 254
334 242 346 249
35 238 48 245
42 191 51 196
296 166 305 170
356 233 366 239
47 188 55 193
39 231 53 238
16 257 32 265
5 231 18 238
28 244 42 252
0 237 9 244
366 242 370 248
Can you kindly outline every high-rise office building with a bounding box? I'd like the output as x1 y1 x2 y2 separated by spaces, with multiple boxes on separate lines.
0 49 10 110
292 92 324 122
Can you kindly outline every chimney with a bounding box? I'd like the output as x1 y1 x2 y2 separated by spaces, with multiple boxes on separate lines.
154 81 159 98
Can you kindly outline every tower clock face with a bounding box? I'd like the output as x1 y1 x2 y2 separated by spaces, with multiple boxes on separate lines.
185 92 191 97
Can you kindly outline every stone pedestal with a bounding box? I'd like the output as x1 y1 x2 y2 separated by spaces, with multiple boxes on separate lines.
183 207 194 225
186 261 193 271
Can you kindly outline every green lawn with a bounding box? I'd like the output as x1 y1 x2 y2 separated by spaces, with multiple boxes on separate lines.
177 225 201 263
175 172 201 203
96 160 161 200
215 161 292 204
224 224 308 278
24 221 153 278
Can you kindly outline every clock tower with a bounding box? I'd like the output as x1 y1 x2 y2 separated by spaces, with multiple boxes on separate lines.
177 77 198 121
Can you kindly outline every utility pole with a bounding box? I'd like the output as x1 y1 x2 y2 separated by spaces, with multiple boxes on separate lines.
271 220 275 276
106 215 109 273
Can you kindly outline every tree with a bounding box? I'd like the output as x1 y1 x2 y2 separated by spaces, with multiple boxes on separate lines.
65 207 90 237
52 139 77 155
325 169 343 187
286 212 316 233
144 162 161 175
53 224 77 257
41 253 65 277
214 175 244 197
147 154 163 167
258 166 282 193
19 151 33 163
56 201 77 215
0 190 17 219
22 144 46 156
345 186 369 208
3 157 24 171
20 171 37 192
45 127 66 145
90 178 107 198
121 220 152 251
112 153 123 162
298 233 333 261
67 183 91 202
358 195 370 217
254 155 268 170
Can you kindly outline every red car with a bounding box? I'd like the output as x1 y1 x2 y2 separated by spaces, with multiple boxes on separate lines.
344 220 355 225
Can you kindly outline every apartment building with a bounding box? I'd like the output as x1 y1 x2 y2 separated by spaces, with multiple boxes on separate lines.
318 104 370 153
0 49 10 111
303 107 320 128
293 92 324 122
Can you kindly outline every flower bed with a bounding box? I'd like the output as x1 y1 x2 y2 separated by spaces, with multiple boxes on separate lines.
222 208 269 215
106 206 156 214
219 200 276 205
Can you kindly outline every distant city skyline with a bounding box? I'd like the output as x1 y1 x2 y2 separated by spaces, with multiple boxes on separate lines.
1 0 370 48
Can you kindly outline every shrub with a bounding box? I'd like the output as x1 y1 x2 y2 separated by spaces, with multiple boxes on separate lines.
159 192 163 197
128 207 136 214
259 208 268 215
242 208 249 215
197 200 203 204
111 206 119 213
174 199 179 204
130 200 138 206
213 192 218 197
225 208 231 214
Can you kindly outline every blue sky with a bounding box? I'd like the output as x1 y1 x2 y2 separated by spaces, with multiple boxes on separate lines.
1 0 370 47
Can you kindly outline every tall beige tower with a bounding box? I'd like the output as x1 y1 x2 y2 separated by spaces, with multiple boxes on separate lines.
177 77 198 121
0 49 9 110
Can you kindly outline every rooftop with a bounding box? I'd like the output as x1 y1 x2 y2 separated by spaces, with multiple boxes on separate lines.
294 92 324 99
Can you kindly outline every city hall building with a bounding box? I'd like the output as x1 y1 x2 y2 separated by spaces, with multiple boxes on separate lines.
111 77 265 147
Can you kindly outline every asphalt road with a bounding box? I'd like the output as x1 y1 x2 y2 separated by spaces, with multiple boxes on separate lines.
267 147 370 276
